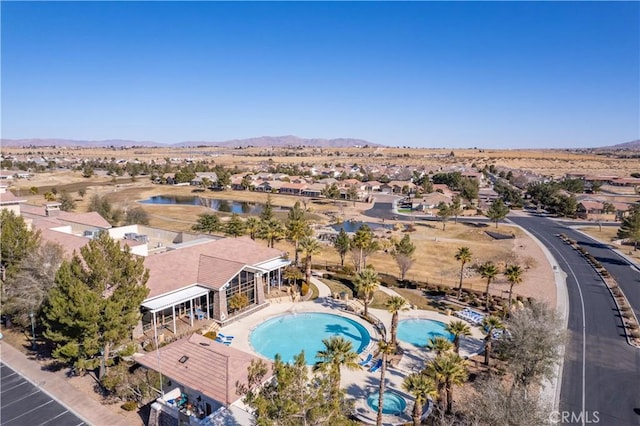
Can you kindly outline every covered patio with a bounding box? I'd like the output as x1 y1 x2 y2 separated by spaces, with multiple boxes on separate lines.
141 285 214 337
255 258 291 294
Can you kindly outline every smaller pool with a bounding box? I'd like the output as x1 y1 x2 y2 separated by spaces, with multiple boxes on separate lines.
367 391 407 415
397 319 453 348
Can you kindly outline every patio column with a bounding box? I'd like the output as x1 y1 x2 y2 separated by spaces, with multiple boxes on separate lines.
152 311 157 335
278 268 282 290
189 299 194 327
206 292 210 319
172 305 176 334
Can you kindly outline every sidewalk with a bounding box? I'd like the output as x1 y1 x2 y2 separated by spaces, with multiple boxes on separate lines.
1 342 136 426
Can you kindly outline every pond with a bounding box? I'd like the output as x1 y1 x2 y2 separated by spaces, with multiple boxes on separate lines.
139 195 264 214
331 221 394 233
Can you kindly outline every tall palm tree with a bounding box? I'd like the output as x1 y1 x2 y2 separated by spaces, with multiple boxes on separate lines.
426 336 453 355
385 296 408 347
376 339 396 426
445 320 471 355
481 316 504 366
402 373 438 426
505 264 524 308
287 217 311 266
425 352 468 415
299 236 321 288
479 261 499 312
454 247 472 300
245 216 260 240
259 218 285 248
314 336 361 399
354 267 380 318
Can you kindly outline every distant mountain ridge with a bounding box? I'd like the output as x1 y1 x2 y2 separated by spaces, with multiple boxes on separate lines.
1 136 381 149
602 139 640 150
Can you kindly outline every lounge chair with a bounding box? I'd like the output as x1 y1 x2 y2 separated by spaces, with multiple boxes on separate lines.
215 337 231 345
369 359 383 373
359 353 373 366
217 333 234 340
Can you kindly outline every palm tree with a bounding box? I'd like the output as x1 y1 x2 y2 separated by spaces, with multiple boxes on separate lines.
481 316 504 366
454 247 472 300
445 320 471 354
314 336 361 399
403 373 438 426
258 218 285 248
426 336 453 356
425 352 468 415
245 216 260 240
385 296 408 347
505 264 524 308
354 267 379 318
479 261 499 312
299 236 321 288
286 216 311 265
376 339 396 426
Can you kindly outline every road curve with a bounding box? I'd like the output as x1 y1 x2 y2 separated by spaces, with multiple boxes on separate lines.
365 197 640 425
510 216 640 426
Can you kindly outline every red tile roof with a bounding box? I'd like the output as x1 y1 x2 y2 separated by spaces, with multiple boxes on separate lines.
136 333 272 406
0 190 26 204
144 236 284 298
20 204 112 229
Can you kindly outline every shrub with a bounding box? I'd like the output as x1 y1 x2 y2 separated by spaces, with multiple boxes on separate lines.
630 330 640 339
628 323 639 331
121 401 138 411
301 282 309 296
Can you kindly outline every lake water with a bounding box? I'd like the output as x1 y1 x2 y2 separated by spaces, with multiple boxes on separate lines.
139 195 264 214
331 221 393 233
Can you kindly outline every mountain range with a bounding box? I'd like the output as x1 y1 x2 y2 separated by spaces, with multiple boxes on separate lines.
0 136 380 149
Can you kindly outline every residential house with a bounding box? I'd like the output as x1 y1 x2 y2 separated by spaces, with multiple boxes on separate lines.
138 333 273 425
279 182 307 196
139 236 290 337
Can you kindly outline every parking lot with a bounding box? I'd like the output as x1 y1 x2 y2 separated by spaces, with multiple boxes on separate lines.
1 362 86 426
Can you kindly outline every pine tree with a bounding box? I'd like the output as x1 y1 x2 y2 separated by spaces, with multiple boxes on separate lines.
225 213 246 237
43 232 149 378
260 195 274 221
486 199 509 228
618 205 640 250
0 210 41 281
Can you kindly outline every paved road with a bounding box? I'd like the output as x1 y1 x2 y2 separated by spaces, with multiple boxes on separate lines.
366 196 640 424
510 216 640 426
1 362 86 426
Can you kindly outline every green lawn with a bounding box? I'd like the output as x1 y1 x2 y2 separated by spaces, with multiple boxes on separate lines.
320 278 353 298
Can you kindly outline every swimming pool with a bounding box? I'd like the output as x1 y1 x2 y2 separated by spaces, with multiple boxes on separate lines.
367 391 407 415
397 318 453 348
250 312 371 364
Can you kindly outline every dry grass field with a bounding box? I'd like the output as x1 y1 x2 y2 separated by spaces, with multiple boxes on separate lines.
578 226 640 263
6 146 615 309
5 146 638 179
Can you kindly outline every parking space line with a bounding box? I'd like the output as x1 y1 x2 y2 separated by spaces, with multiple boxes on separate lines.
3 399 54 424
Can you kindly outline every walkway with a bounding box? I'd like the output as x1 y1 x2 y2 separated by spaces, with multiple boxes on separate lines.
0 343 135 426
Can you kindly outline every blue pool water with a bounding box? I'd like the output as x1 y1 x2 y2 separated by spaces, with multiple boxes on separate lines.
397 319 453 348
139 195 264 214
250 313 371 364
367 391 407 415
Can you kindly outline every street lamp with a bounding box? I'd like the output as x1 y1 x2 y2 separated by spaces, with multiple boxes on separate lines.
29 311 36 350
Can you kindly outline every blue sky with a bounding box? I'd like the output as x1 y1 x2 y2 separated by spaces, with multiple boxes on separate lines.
1 1 638 148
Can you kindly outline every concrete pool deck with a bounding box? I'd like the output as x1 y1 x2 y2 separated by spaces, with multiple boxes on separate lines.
218 281 484 425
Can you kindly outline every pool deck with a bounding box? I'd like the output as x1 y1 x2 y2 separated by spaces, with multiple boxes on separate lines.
218 278 484 425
